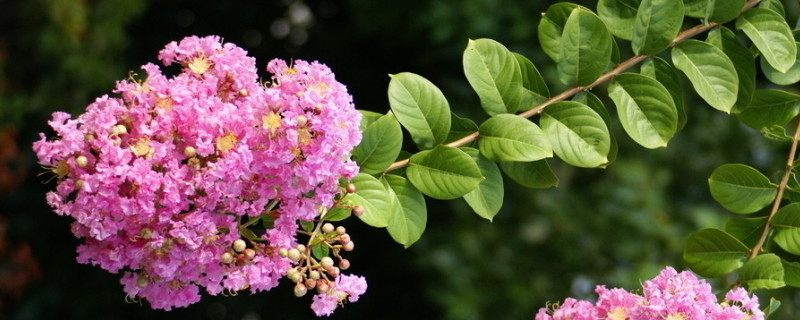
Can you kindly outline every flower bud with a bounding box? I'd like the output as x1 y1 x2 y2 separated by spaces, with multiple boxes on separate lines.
76 155 88 168
309 270 321 280
287 268 303 283
287 248 302 262
84 134 95 141
221 252 234 264
238 89 248 97
75 179 85 189
322 223 334 234
339 233 351 244
113 124 128 135
316 280 329 293
339 259 350 270
320 256 334 269
244 248 256 259
294 283 308 297
278 248 289 257
232 239 247 253
296 244 307 253
183 146 197 158
343 241 355 252
296 115 308 126
304 278 317 289
336 226 346 235
345 183 356 193
326 266 340 278
352 205 364 217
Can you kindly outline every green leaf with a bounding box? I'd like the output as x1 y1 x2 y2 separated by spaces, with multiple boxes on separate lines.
382 174 427 248
323 206 351 222
684 228 750 278
706 26 756 112
640 56 686 130
760 31 800 85
239 225 259 240
478 114 552 162
445 112 479 146
737 8 797 73
764 297 783 320
631 0 683 55
607 73 678 149
573 92 617 166
358 110 383 132
500 160 559 188
708 164 777 214
352 112 403 174
538 3 581 62
558 7 613 86
388 72 451 149
725 217 767 248
514 52 549 110
541 101 610 168
671 39 739 113
299 220 315 232
346 173 391 227
407 145 483 200
738 253 786 290
759 0 785 17
311 243 330 260
684 0 746 23
463 38 524 115
771 203 800 255
738 89 800 130
782 259 800 287
597 0 641 40
461 148 504 221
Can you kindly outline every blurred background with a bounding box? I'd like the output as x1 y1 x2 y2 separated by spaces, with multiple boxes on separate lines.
1 0 799 319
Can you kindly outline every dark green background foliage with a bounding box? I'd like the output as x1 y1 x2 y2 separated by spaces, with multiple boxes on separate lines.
1 0 799 319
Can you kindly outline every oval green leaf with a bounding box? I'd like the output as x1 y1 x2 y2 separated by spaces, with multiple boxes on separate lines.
514 52 549 110
500 160 559 189
346 173 391 228
736 8 797 73
382 174 427 248
538 2 580 62
598 0 641 40
461 148 504 221
738 253 786 291
759 0 785 17
573 91 618 166
771 203 800 255
607 73 678 149
737 89 800 130
388 72 451 149
631 0 683 55
708 163 777 214
782 259 800 287
541 101 610 168
640 56 686 130
358 110 383 132
407 145 483 200
760 31 800 85
464 38 523 115
683 228 750 278
558 7 613 86
707 26 756 112
684 0 746 23
478 114 552 162
352 112 403 175
671 39 739 113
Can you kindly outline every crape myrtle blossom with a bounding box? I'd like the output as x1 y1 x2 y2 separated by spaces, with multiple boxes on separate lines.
33 35 365 314
535 267 764 320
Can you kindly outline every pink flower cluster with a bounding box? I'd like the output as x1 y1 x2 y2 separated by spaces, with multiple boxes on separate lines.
33 35 363 312
311 274 368 316
535 267 763 320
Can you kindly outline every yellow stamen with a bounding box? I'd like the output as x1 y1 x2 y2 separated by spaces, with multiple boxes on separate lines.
189 56 210 74
215 132 238 153
262 111 282 134
130 138 154 158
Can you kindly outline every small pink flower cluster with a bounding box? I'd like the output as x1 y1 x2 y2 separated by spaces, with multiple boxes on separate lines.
535 267 763 320
311 274 368 316
33 35 363 312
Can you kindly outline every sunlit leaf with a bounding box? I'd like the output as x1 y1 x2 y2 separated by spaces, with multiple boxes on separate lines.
538 2 581 62
706 27 756 113
346 173 391 228
684 0 746 24
352 112 403 174
463 38 523 115
607 73 678 149
461 148 504 221
738 253 785 290
684 228 749 277
708 164 776 214
640 56 686 130
771 203 800 255
573 92 617 166
358 110 383 132
631 0 683 55
311 243 330 260
760 31 800 85
478 114 552 162
598 0 641 40
407 145 483 200
671 39 739 113
558 7 613 86
500 160 559 189
737 89 800 130
759 0 785 17
382 174 427 248
541 101 610 168
736 8 797 73
388 72 451 149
